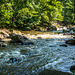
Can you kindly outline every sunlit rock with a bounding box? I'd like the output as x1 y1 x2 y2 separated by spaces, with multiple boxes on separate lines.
0 31 10 38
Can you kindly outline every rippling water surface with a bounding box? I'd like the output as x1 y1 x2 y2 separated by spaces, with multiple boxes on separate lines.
0 38 75 75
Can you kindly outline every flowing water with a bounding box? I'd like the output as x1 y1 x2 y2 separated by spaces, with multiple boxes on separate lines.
0 38 75 75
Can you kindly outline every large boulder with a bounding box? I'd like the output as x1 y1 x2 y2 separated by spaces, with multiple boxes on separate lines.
70 65 75 71
10 33 28 43
10 33 34 45
39 69 72 75
70 65 75 75
65 39 75 45
9 58 19 63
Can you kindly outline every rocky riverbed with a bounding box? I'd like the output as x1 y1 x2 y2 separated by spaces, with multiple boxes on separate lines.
0 29 75 75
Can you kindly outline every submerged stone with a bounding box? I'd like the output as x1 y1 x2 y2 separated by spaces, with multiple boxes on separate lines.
65 39 75 45
39 69 72 75
59 44 67 47
10 58 19 63
10 33 28 43
22 41 34 45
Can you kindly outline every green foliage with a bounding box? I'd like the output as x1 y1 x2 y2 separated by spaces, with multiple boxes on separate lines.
17 7 41 30
72 70 75 75
0 0 74 30
0 3 13 28
62 0 74 24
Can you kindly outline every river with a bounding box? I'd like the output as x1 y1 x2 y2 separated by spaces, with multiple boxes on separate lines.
0 38 75 75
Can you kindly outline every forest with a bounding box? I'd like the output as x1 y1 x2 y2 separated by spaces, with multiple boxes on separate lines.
0 0 75 30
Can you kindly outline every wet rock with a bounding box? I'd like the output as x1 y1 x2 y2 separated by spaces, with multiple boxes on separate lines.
73 37 75 39
2 43 7 47
10 33 28 43
59 44 67 47
10 33 34 45
23 36 29 40
49 45 56 47
6 36 11 38
10 58 19 63
0 42 7 47
0 31 10 38
10 40 17 43
71 33 75 35
22 41 34 45
37 37 42 39
39 69 72 75
70 65 75 71
10 41 34 45
65 39 75 45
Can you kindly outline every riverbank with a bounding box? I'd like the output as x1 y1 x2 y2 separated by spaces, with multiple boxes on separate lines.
0 29 74 41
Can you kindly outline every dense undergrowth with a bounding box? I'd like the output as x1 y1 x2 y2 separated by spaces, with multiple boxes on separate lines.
0 0 75 30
